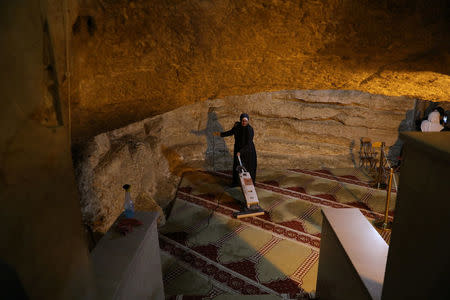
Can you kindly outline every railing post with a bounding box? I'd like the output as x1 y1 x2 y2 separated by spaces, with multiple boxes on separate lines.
375 167 394 231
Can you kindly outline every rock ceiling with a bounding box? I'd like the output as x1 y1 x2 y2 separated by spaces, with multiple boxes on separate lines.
71 0 450 139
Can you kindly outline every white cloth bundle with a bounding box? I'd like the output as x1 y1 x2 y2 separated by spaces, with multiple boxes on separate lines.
421 111 443 132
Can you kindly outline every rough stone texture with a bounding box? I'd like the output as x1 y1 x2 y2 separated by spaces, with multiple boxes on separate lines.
0 1 96 299
74 89 415 233
71 0 449 139
135 193 166 226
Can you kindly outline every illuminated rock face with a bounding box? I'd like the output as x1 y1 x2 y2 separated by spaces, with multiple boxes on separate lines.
74 90 415 232
71 0 449 139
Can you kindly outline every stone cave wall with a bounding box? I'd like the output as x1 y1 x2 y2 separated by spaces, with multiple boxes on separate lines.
71 0 450 140
0 0 95 299
70 0 448 234
74 89 416 233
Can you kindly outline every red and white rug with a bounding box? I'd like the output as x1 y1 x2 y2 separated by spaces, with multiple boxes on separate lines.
161 168 394 298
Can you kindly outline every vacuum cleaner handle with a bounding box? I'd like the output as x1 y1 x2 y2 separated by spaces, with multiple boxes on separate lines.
237 155 243 167
236 154 247 173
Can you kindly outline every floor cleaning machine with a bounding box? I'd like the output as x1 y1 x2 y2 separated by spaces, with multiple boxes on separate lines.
232 155 265 219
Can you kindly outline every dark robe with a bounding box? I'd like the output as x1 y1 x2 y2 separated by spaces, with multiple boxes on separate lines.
221 122 257 184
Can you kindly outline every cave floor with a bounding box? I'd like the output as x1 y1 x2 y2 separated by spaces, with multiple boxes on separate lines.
159 168 394 299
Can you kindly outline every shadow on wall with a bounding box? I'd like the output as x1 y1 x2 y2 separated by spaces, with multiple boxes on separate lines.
191 108 233 171
387 108 416 166
160 109 233 226
348 140 357 168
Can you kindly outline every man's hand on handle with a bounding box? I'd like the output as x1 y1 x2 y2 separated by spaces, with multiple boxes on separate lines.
237 152 240 157
213 132 221 136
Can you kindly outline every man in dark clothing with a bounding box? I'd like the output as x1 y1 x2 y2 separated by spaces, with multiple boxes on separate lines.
214 113 257 186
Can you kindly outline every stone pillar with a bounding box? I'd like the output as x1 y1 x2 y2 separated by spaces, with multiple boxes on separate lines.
382 132 450 299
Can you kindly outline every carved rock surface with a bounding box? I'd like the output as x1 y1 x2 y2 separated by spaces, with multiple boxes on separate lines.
74 90 415 232
71 0 449 139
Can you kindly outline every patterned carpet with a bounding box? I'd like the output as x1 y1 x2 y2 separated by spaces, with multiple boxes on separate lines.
160 168 395 299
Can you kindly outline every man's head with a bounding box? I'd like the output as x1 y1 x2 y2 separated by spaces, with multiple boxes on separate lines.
240 113 249 126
